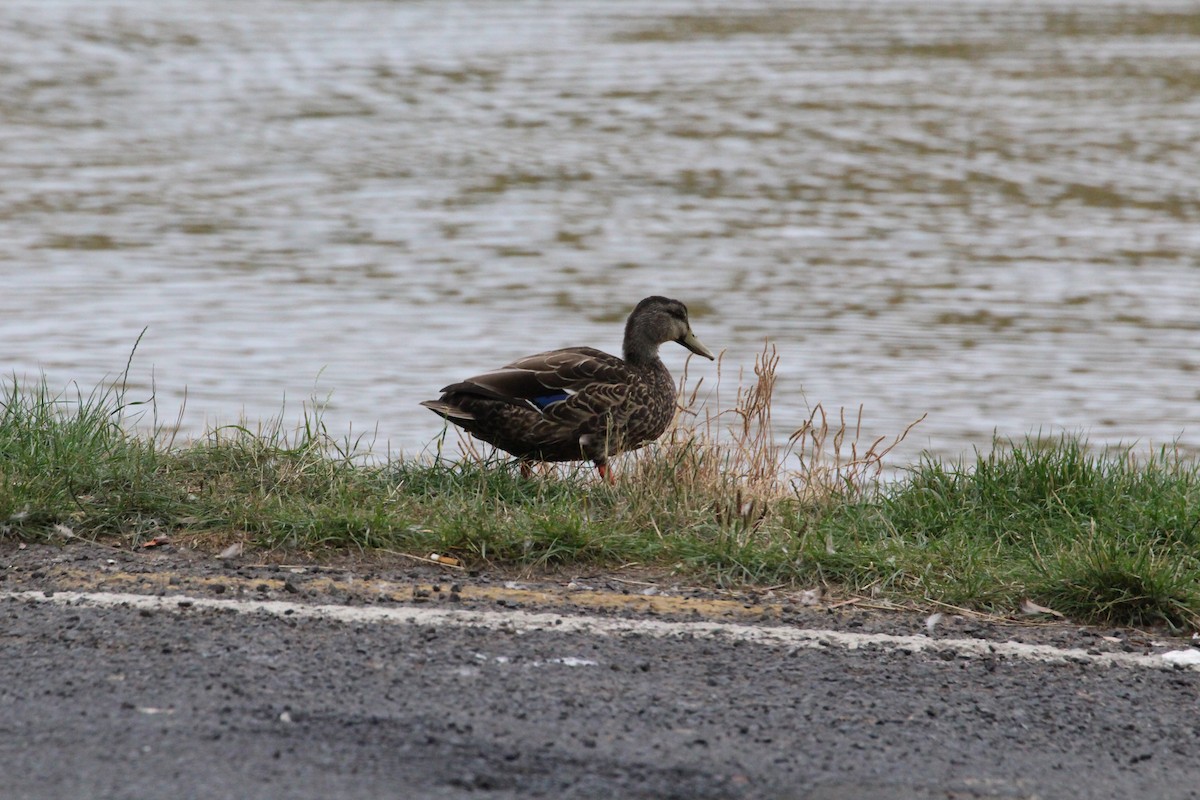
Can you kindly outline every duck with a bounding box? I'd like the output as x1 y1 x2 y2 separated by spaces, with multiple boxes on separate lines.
421 296 715 482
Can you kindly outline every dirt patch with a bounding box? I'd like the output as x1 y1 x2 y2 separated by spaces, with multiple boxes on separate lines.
3 540 1189 659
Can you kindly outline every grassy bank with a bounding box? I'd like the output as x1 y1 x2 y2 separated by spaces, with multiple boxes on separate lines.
3 358 1199 630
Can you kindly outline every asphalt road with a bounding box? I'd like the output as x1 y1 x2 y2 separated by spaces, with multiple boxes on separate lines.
3 544 1200 800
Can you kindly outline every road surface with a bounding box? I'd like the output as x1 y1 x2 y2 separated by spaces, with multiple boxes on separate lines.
2 543 1199 799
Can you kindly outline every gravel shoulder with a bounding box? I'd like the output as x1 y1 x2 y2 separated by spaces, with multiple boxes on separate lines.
2 541 1191 656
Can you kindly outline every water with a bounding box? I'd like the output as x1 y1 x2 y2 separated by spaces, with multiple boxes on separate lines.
2 1 1199 464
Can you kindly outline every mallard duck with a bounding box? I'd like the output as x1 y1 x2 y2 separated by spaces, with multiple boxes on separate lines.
421 296 715 482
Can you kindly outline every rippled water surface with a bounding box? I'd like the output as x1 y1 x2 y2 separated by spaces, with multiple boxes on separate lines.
3 1 1199 463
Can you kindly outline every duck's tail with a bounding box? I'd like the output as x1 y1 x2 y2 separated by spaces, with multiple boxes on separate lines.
420 399 475 421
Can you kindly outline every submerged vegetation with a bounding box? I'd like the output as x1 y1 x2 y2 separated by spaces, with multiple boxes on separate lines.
3 346 1200 630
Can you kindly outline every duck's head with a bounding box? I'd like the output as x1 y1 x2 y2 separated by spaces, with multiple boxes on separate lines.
624 296 715 364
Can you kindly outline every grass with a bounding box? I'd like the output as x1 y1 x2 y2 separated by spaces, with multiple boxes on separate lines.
3 345 1200 630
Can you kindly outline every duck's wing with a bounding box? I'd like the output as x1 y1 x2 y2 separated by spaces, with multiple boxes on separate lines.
439 347 630 413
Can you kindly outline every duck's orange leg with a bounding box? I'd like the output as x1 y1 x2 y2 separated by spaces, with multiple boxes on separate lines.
596 462 615 485
519 460 534 479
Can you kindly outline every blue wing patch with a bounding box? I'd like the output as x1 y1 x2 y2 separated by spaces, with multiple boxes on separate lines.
530 391 571 410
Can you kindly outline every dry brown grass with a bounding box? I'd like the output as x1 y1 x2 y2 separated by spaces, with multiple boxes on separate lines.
660 340 924 508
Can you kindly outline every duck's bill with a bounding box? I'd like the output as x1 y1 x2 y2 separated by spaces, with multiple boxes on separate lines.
678 330 716 360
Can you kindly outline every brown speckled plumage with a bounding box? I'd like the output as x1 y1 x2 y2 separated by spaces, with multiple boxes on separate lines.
421 296 715 480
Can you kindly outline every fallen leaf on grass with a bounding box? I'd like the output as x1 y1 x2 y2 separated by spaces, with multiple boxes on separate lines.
216 542 244 560
1019 598 1064 618
798 587 824 606
141 536 170 548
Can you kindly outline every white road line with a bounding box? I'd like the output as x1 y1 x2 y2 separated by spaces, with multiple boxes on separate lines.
6 589 1197 672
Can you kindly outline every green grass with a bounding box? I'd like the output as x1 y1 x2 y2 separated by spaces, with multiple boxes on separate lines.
3 370 1200 630
805 440 1200 628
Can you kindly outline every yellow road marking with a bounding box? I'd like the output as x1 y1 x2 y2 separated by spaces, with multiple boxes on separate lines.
20 564 785 621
